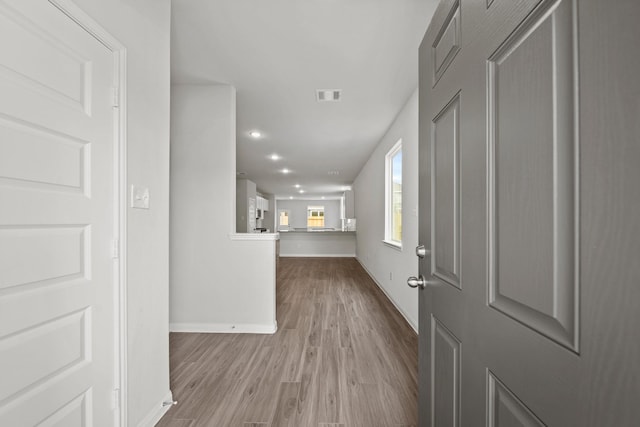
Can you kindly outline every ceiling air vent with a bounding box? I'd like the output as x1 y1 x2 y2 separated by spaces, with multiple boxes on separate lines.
316 89 342 102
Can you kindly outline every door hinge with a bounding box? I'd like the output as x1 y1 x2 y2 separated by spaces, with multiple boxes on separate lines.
111 239 119 259
112 388 120 410
111 87 120 108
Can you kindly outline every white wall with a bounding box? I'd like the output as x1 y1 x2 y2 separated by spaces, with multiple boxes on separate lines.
279 232 356 257
170 85 277 334
353 89 419 332
276 199 342 229
71 0 172 425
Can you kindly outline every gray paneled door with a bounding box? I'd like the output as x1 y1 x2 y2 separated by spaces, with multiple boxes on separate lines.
414 0 640 425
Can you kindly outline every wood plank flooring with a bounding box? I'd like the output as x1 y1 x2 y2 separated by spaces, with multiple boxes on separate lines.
157 257 418 427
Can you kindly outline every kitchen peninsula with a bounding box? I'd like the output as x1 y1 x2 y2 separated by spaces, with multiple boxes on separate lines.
278 228 356 257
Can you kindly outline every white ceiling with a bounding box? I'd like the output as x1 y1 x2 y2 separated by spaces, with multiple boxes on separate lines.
171 0 438 199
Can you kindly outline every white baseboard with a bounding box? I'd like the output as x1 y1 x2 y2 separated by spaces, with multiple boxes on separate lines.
169 321 277 334
279 253 356 257
136 390 173 427
356 257 419 334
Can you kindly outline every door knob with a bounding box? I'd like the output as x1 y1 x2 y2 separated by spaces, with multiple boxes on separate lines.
415 244 430 259
407 275 438 289
407 275 426 289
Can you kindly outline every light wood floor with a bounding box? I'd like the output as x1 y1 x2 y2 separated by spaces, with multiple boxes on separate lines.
157 257 418 427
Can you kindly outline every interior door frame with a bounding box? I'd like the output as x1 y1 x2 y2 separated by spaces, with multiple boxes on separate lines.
48 1 128 425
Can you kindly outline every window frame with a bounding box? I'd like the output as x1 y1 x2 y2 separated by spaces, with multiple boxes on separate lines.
307 205 325 228
384 139 403 249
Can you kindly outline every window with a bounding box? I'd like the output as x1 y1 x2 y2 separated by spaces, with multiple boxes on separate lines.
307 206 325 228
385 139 402 247
278 210 290 229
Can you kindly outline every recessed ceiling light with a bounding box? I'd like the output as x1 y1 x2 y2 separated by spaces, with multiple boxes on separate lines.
299 190 305 194
249 130 262 138
289 196 293 199
281 168 290 174
269 154 280 161
321 196 326 199
294 184 301 188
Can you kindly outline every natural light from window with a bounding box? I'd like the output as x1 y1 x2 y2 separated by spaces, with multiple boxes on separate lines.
385 140 402 247
307 206 325 228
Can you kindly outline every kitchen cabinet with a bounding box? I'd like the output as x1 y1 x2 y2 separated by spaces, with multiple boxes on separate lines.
255 195 270 220
256 195 269 213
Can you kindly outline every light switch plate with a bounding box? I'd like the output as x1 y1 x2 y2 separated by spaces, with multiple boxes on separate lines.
131 185 150 209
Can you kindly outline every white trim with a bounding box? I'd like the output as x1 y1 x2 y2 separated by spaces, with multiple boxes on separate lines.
135 390 174 427
279 253 356 258
49 0 125 50
114 48 128 427
382 239 403 251
229 87 237 236
356 257 418 333
170 322 278 334
229 232 280 241
47 1 129 426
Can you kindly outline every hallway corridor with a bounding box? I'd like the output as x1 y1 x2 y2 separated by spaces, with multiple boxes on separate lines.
158 257 418 426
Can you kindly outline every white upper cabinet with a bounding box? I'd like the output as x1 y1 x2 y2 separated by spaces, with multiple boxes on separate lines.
256 195 269 212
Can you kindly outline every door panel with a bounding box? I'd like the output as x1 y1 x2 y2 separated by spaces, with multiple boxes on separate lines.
0 0 116 425
432 0 461 86
487 371 544 427
487 0 578 351
0 116 89 193
0 225 87 292
431 316 461 427
417 0 640 425
0 6 90 114
432 93 461 289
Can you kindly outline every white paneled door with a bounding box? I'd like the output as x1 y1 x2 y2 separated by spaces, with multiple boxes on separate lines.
0 1 118 425
416 0 640 425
